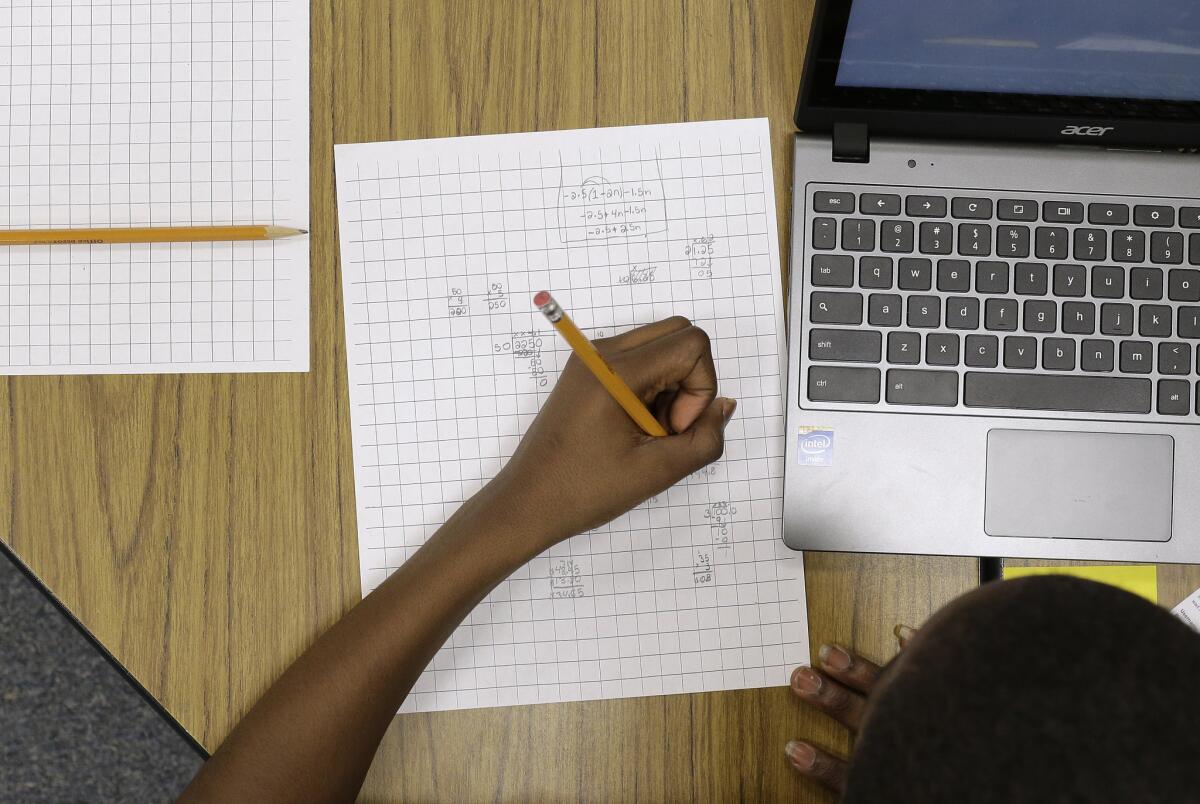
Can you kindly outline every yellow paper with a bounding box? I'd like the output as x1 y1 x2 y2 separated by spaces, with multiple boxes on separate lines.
1002 565 1158 603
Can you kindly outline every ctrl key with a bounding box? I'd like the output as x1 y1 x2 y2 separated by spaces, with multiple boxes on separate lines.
808 366 881 404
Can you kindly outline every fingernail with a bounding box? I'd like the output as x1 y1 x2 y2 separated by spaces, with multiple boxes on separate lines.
790 666 822 696
894 624 916 644
818 643 851 672
785 740 815 770
720 397 737 423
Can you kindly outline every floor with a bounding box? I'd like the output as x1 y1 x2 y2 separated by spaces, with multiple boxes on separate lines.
0 547 205 803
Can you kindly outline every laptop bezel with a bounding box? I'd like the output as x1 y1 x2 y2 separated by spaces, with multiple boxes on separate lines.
795 0 1200 150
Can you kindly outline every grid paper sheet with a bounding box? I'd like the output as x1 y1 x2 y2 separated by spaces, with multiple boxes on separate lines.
335 119 807 712
0 0 309 374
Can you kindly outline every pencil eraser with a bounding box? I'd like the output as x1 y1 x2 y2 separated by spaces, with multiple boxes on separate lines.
533 291 551 307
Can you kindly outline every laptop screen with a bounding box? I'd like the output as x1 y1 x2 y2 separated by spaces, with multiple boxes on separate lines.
835 0 1200 103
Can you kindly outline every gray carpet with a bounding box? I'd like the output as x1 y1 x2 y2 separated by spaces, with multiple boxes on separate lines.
0 548 205 803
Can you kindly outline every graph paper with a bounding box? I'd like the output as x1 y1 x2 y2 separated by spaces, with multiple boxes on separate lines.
0 0 309 374
335 119 807 712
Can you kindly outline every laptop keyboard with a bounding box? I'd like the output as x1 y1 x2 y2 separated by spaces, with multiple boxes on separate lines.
801 185 1200 419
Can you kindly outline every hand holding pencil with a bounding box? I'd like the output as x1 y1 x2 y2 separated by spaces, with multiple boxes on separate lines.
480 301 736 550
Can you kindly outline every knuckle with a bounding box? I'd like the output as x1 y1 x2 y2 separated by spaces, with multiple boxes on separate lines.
683 325 712 354
820 684 853 714
663 315 692 330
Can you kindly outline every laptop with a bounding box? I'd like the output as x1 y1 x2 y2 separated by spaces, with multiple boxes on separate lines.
783 0 1200 562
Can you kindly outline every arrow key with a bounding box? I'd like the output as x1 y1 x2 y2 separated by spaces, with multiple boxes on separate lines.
1158 341 1191 375
861 193 901 215
906 195 947 217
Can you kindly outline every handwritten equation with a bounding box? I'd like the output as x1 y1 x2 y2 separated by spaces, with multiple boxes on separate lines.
557 173 668 242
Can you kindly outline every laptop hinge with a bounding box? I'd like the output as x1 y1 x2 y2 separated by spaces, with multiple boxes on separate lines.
832 122 869 163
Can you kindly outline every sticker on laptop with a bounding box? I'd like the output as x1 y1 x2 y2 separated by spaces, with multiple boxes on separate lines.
796 427 834 467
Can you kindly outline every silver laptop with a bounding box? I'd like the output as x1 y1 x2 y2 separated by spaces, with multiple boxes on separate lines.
783 0 1200 562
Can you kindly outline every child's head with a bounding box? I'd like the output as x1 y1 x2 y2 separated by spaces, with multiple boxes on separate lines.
844 575 1200 803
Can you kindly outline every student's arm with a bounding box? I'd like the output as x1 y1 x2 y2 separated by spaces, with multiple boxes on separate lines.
180 317 734 804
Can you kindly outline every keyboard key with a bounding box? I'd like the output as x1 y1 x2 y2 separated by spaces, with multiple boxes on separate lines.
1023 300 1057 333
880 220 915 253
1139 304 1171 337
887 331 922 364
907 195 948 217
1179 307 1200 338
1182 208 1200 228
1081 339 1115 372
809 329 882 363
1134 205 1174 227
1130 268 1164 300
996 225 1031 258
997 199 1037 221
1091 265 1125 298
886 369 959 406
842 218 876 251
906 295 941 328
811 254 854 287
918 222 953 254
1088 203 1129 225
1191 234 1200 265
859 256 894 289
1052 263 1086 297
1072 228 1107 261
964 372 1151 414
945 297 980 330
897 258 933 290
1158 380 1190 415
1043 201 1084 223
812 217 837 250
951 197 992 219
868 294 903 327
985 298 1018 331
1168 269 1200 301
937 259 971 292
926 333 960 366
1150 231 1184 264
1014 262 1048 295
811 291 864 325
965 334 999 368
1004 336 1038 369
1062 301 1096 334
1120 340 1153 373
1113 230 1146 262
975 261 1009 293
1100 303 1134 336
1035 227 1069 259
814 192 855 213
1042 338 1076 371
957 223 992 256
808 366 880 404
1158 342 1191 375
861 193 901 215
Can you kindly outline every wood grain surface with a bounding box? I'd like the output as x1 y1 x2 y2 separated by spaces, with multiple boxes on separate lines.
2 2 1194 802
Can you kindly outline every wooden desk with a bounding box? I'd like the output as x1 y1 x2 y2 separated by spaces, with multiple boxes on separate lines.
2 2 1195 801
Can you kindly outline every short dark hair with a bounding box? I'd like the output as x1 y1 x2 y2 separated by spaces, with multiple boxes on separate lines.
844 575 1200 804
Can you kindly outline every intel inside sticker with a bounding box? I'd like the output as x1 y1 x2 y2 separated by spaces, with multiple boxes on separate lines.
796 427 834 466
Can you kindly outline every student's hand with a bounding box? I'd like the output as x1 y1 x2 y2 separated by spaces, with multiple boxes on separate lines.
484 316 736 551
784 641 896 795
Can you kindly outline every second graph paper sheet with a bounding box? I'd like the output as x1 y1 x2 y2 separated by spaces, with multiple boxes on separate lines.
335 118 807 712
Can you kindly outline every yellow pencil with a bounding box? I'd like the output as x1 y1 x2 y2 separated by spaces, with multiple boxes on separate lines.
534 291 668 437
0 225 307 246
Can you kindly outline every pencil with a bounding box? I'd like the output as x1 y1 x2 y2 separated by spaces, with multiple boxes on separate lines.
0 225 308 246
534 291 668 437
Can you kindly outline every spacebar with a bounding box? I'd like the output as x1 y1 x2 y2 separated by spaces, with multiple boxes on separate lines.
964 372 1152 414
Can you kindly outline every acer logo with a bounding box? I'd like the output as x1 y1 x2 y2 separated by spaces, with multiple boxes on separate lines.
1061 125 1114 136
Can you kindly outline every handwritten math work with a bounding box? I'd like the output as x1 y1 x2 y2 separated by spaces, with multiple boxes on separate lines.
335 119 807 712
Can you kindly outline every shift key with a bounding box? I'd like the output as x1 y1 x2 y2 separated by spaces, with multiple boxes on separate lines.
886 369 960 406
808 366 880 403
809 329 881 362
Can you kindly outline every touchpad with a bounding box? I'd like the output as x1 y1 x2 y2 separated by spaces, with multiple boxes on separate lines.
984 429 1173 542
